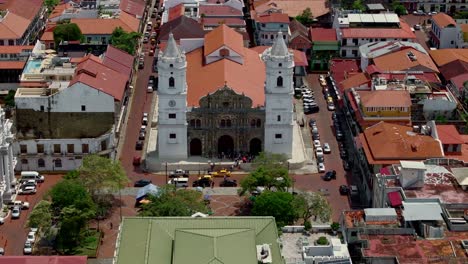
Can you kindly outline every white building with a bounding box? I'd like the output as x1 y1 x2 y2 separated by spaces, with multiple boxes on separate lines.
0 107 16 204
430 13 463 49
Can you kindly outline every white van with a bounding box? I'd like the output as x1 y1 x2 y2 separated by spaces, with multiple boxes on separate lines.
20 171 44 183
167 178 189 188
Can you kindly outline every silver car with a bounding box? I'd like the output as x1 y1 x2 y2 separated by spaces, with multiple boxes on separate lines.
23 241 32 255
12 206 20 219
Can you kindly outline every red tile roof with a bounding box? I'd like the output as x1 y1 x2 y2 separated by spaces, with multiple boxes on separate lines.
199 5 243 17
437 125 464 145
358 90 412 108
168 3 184 22
0 60 26 69
70 17 138 35
254 0 330 18
439 60 468 80
0 45 33 53
120 0 145 18
204 24 244 56
251 46 308 66
373 48 439 73
429 49 468 67
0 11 31 39
255 13 290 23
69 55 128 101
310 27 337 42
201 17 246 26
102 45 134 77
0 256 87 264
431 13 456 28
341 21 416 39
49 3 72 20
118 11 140 32
158 16 205 41
330 59 361 91
341 72 370 89
1 0 43 20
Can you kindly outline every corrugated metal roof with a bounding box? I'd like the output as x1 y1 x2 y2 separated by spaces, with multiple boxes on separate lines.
402 202 443 221
400 161 426 170
364 208 397 216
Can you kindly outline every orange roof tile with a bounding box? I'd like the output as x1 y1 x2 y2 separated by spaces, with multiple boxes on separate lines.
70 18 135 35
118 11 140 32
431 13 456 28
360 122 444 165
255 13 290 23
429 49 468 67
461 24 468 33
373 48 439 73
251 46 307 66
342 21 416 39
1 0 43 21
341 72 370 89
436 125 464 145
0 61 26 69
49 3 72 20
0 12 31 39
254 0 330 18
358 90 411 108
168 3 185 21
204 24 244 56
0 45 33 54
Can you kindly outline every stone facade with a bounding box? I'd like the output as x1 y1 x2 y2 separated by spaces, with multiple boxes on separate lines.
187 86 265 157
0 107 16 204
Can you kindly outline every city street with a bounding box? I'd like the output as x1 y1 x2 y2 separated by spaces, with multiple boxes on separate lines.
402 14 432 51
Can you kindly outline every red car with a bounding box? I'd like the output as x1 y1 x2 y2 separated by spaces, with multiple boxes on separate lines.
133 156 141 166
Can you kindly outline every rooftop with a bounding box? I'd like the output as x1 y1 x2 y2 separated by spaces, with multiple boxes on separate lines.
70 16 138 35
120 0 146 18
168 3 184 21
330 59 361 91
158 16 205 42
343 210 401 229
431 13 457 28
347 13 400 24
0 11 31 39
445 135 468 163
0 0 43 20
255 12 290 23
436 125 464 145
359 122 444 165
429 49 468 67
309 27 337 42
357 90 412 108
341 21 416 39
115 217 283 264
102 45 134 77
251 46 308 66
253 0 330 18
199 5 243 17
0 256 87 264
360 41 428 60
372 48 439 73
439 59 468 80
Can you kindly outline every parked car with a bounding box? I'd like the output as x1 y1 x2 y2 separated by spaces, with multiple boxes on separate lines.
313 140 321 149
18 186 36 195
308 119 316 127
170 169 190 178
23 241 32 255
414 24 421 30
0 217 4 225
134 179 152 187
336 130 343 141
133 156 141 166
340 149 348 159
210 169 231 177
343 161 351 171
219 179 237 187
0 247 3 255
323 143 331 154
142 115 148 125
147 86 153 93
331 112 338 122
135 140 143 150
312 132 320 140
318 163 325 173
138 60 144 69
21 180 37 188
139 132 146 140
26 232 36 244
319 75 325 82
315 147 324 156
143 37 149 43
7 200 30 210
192 176 212 188
339 185 350 195
327 103 335 111
12 206 21 219
317 155 324 163
323 170 336 181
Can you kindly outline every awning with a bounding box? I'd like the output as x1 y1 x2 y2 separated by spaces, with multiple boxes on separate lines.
388 191 402 207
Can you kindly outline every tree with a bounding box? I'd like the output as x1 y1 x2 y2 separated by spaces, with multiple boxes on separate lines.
53 23 84 47
295 8 314 26
251 191 301 227
110 27 141 55
49 179 96 213
45 0 59 9
351 0 365 11
240 152 291 195
392 1 407 16
27 200 52 233
56 206 89 253
4 90 15 108
139 185 208 217
294 192 332 223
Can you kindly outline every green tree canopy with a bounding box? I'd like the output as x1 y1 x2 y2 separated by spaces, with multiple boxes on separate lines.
251 191 301 227
45 0 59 9
240 152 291 195
294 192 332 223
392 1 407 16
351 0 366 11
110 27 141 55
53 23 84 46
27 200 52 232
295 8 314 26
139 185 209 217
49 179 96 214
56 206 90 253
4 90 15 108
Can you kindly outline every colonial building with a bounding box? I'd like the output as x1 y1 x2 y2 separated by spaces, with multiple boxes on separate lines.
156 25 294 160
0 107 16 204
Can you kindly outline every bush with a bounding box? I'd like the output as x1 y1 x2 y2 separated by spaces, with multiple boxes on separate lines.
304 220 312 231
316 236 328 245
331 222 340 231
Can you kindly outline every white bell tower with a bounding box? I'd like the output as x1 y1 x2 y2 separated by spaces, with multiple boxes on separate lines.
156 33 188 160
262 31 294 158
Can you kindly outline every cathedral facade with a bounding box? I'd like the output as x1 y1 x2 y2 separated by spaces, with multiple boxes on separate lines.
156 25 294 160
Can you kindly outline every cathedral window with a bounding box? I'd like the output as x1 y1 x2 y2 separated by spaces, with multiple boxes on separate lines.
250 119 256 127
226 120 232 127
190 119 196 127
196 119 201 128
277 76 283 87
220 119 226 128
169 77 175 87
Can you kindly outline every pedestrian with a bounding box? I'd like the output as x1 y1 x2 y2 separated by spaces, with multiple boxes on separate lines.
110 222 113 229
211 181 215 188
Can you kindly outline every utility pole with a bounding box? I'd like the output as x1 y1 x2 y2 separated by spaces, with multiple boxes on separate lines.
165 162 168 184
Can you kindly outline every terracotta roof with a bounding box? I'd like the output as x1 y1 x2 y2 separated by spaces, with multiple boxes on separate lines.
255 13 290 23
254 0 330 18
0 256 88 264
429 49 468 67
431 13 456 28
201 17 246 26
358 90 411 108
342 21 416 39
0 60 26 69
449 73 468 90
329 59 361 91
69 55 128 101
360 122 444 164
461 24 468 33
49 3 72 20
289 19 308 35
158 16 205 41
251 46 308 66
120 0 145 18
341 72 370 89
437 125 464 145
373 48 439 73
70 18 136 35
118 11 140 32
102 45 134 77
1 0 43 20
439 60 468 80
310 27 337 42
204 24 244 56
199 5 243 17
168 3 184 21
0 45 33 54
0 11 31 39
185 27 265 107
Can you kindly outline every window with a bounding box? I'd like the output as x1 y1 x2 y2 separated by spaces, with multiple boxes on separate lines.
54 159 62 168
67 144 74 153
169 77 175 87
169 133 176 139
220 48 230 57
275 134 282 139
278 63 282 67
168 113 176 119
82 144 89 153
190 119 196 127
38 158 45 168
40 105 44 112
283 34 286 39
101 37 106 44
8 39 14 45
101 140 107 150
277 115 281 122
270 35 274 40
223 102 229 107
87 37 92 43
37 144 44 154
277 76 283 87
21 159 28 164
220 119 226 127
196 119 201 128
280 24 283 28
53 144 61 153
251 119 256 127
256 119 261 127
20 144 27 154
261 23 266 27
81 105 86 111
226 119 232 127
170 64 173 68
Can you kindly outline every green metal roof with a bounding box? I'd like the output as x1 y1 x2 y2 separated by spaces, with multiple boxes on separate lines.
115 217 284 264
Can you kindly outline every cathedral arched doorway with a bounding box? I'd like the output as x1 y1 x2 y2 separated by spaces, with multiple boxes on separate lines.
190 138 202 156
249 138 262 155
218 135 234 155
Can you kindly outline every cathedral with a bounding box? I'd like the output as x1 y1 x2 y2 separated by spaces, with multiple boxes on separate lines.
156 25 294 160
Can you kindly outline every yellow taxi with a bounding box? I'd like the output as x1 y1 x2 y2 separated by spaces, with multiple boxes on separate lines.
210 169 231 177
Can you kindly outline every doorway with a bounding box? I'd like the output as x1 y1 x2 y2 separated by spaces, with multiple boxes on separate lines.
218 135 234 155
249 138 262 155
190 138 202 156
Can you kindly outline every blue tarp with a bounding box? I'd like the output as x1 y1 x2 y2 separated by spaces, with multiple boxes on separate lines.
136 184 160 201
